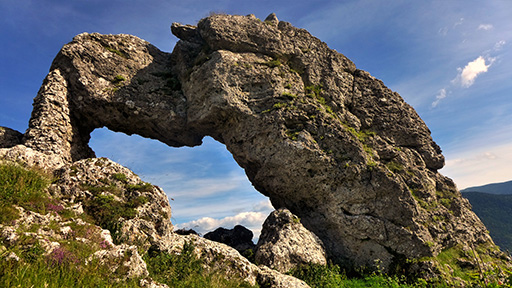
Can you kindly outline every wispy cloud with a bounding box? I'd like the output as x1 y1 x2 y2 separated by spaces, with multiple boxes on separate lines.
442 143 512 189
478 24 493 31
253 199 274 212
452 56 494 88
454 18 465 27
163 172 248 199
431 88 447 108
494 40 506 51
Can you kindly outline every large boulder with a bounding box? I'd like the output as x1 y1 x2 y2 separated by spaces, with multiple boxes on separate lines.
204 225 256 255
0 126 22 148
256 208 327 273
16 12 509 279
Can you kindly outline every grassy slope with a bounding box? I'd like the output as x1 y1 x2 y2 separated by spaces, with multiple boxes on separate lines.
463 192 512 252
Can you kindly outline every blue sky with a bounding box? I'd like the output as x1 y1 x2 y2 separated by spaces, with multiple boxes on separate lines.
1 0 511 237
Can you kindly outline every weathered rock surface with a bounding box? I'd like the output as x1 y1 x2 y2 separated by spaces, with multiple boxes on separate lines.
0 127 22 148
204 225 256 255
0 154 308 287
256 208 327 273
8 12 510 280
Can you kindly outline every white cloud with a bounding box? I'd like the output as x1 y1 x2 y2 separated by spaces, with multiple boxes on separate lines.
454 18 465 27
431 88 447 108
175 211 272 239
164 173 247 198
452 56 493 88
494 40 506 51
442 143 512 189
438 27 448 36
253 199 273 212
478 24 493 31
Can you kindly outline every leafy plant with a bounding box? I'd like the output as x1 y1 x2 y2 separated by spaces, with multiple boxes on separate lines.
288 262 345 287
83 194 137 243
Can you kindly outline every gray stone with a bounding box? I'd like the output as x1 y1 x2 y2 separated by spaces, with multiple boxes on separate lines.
6 13 507 279
256 208 327 273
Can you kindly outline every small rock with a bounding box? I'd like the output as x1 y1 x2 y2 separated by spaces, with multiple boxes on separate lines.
264 13 279 25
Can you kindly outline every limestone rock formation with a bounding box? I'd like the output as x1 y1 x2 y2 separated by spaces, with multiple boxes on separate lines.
4 12 511 282
204 225 256 255
256 208 327 273
0 154 309 287
0 127 22 148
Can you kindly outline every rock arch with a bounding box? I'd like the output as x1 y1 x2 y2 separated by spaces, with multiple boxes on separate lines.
23 14 494 273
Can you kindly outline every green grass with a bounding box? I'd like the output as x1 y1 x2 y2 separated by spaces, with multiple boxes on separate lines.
0 162 51 223
305 84 340 119
103 46 126 58
144 242 257 288
112 173 128 182
282 92 297 99
112 75 126 86
288 263 431 288
386 161 404 173
262 59 281 68
83 194 138 244
0 247 142 288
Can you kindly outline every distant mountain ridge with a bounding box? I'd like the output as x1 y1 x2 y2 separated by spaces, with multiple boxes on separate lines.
461 179 512 252
461 180 512 194
462 192 512 252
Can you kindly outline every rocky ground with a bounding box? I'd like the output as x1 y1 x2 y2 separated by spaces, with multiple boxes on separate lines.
1 12 511 287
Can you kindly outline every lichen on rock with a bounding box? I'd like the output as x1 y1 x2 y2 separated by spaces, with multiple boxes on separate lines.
256 208 327 273
1 12 510 285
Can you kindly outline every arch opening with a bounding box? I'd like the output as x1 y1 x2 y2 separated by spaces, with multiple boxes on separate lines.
89 127 274 239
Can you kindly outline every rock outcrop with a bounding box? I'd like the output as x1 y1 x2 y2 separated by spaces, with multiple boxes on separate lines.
0 153 309 287
256 208 327 273
204 225 256 255
4 12 510 282
0 127 22 148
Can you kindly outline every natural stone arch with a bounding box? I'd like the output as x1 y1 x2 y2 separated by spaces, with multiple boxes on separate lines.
23 14 494 274
88 127 272 236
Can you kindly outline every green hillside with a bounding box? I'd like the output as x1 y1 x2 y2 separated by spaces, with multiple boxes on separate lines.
461 180 512 195
463 192 512 252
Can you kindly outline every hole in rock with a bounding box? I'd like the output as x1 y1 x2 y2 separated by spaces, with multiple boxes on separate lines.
89 128 274 240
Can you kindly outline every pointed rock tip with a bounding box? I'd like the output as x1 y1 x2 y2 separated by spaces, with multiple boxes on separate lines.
265 13 279 24
170 22 202 43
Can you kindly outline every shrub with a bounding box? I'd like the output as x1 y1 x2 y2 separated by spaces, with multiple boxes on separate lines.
126 182 153 193
112 75 126 85
83 194 137 243
112 173 128 182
